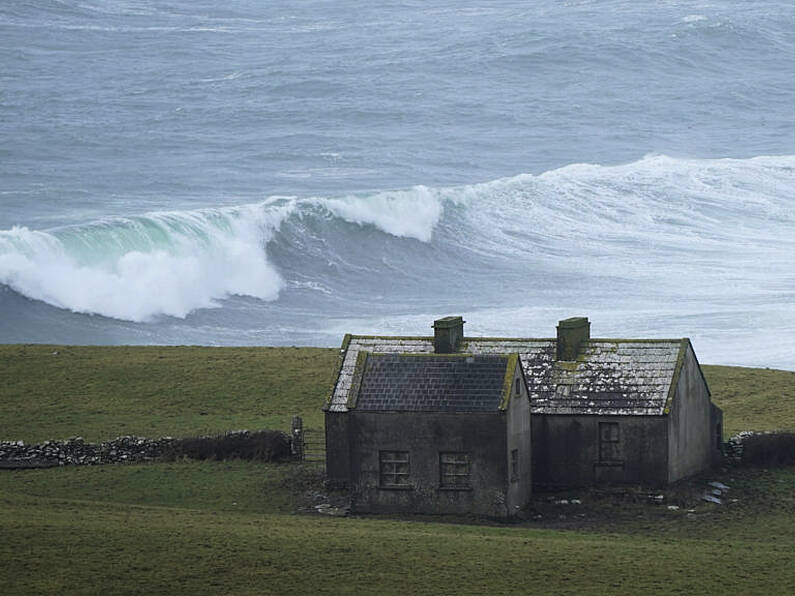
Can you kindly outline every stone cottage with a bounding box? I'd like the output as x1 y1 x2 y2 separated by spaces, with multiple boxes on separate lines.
324 316 723 515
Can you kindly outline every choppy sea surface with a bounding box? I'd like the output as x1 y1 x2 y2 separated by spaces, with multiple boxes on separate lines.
1 0 793 369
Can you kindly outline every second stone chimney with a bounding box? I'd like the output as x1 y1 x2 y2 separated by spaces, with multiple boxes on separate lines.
556 317 590 361
433 316 465 353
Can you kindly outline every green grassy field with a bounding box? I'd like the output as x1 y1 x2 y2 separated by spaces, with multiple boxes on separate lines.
0 463 792 594
1 345 793 441
701 364 795 434
1 345 793 594
0 345 338 441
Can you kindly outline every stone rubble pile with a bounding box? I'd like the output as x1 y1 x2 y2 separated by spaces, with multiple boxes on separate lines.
0 435 176 467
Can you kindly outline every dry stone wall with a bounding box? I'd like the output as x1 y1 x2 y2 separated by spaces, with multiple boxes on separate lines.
723 431 752 466
723 430 794 467
0 430 292 468
0 436 175 468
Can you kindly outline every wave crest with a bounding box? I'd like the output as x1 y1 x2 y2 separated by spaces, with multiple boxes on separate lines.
0 186 442 321
321 185 443 242
2 153 793 323
0 204 290 322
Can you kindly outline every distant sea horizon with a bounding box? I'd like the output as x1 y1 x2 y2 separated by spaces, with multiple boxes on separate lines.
1 1 793 370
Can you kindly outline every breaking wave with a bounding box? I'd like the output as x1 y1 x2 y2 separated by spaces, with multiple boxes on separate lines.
0 188 444 321
0 204 288 321
1 154 793 323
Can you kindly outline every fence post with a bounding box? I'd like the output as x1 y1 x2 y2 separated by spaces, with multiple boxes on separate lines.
291 416 304 461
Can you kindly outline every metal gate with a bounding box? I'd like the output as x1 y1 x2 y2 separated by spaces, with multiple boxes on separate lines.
302 428 326 464
291 416 325 464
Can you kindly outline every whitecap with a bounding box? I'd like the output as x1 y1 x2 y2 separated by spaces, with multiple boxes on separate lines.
320 186 443 242
0 203 292 322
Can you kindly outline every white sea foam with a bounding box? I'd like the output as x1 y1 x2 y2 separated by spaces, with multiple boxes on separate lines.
0 186 443 320
321 185 443 242
321 153 795 368
1 153 793 361
443 154 795 280
0 203 291 322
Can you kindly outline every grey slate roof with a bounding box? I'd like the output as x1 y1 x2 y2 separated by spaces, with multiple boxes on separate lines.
327 336 688 416
353 354 510 412
519 340 684 415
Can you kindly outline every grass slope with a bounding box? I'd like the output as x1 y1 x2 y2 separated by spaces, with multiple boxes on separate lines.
1 346 793 593
1 346 792 442
0 345 337 442
0 464 792 595
702 365 795 434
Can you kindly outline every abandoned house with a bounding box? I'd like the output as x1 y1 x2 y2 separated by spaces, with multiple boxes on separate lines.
324 316 723 517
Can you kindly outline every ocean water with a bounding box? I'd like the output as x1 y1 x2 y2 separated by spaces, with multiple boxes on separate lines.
1 0 793 369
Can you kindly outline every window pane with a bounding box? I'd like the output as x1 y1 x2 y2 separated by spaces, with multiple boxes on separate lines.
440 452 470 488
598 423 621 461
380 451 410 486
600 422 619 442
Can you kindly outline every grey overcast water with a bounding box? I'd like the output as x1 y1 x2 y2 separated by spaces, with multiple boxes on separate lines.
1 1 794 368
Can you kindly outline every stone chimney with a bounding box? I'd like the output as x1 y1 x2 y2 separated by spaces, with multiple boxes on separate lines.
556 317 590 361
433 316 465 353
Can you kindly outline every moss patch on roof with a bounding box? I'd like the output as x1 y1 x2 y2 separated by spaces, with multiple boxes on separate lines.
499 353 520 410
329 336 687 415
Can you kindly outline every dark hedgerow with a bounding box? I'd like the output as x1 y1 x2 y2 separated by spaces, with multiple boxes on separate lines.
162 430 292 462
739 432 795 467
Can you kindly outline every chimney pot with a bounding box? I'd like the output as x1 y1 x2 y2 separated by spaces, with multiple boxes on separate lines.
556 317 590 361
432 316 465 353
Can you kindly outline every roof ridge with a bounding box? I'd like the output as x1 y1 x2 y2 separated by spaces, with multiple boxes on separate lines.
347 334 685 343
329 334 688 415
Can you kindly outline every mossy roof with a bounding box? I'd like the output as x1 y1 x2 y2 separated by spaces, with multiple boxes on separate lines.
326 335 689 416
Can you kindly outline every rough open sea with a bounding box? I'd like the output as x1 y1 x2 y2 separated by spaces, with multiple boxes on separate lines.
1 0 793 369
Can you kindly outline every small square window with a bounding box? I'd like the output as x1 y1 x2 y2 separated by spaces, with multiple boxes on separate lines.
380 451 410 488
440 452 470 489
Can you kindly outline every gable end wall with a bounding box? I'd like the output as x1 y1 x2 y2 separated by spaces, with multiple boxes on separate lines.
666 342 713 483
506 363 532 512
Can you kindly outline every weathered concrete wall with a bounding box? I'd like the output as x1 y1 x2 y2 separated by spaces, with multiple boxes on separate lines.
531 415 668 489
348 411 509 517
324 412 351 488
667 344 713 483
506 366 531 513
